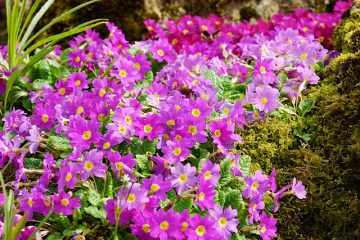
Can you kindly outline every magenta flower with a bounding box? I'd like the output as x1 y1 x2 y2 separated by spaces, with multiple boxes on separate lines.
68 50 86 68
57 163 79 191
259 213 277 240
185 214 221 240
150 209 182 240
117 183 149 211
149 39 175 62
130 212 152 240
25 126 40 154
162 140 190 163
248 196 265 224
196 183 215 211
53 192 81 216
199 160 220 186
142 174 172 201
67 116 101 152
136 113 164 141
242 170 269 199
209 204 239 239
104 198 123 225
67 72 89 90
32 103 56 131
108 152 136 179
248 85 281 113
80 149 107 180
207 119 242 152
291 178 307 199
170 163 197 194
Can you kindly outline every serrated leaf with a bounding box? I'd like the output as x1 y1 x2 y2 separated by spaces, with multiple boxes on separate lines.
105 171 114 198
215 190 226 207
23 158 42 169
231 233 249 240
173 198 193 212
48 135 72 152
131 138 158 155
219 158 232 187
136 154 149 171
166 189 177 202
298 99 315 117
224 189 244 211
160 199 171 209
239 155 251 177
294 128 311 141
84 206 106 219
87 188 103 207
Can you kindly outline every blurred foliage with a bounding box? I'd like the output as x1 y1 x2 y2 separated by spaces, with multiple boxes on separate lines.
242 3 360 238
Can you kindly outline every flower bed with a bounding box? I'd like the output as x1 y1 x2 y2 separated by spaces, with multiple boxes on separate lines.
0 1 352 239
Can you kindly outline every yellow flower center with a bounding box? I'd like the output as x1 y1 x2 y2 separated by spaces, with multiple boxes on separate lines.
75 56 80 63
142 224 150 233
181 222 189 232
119 70 128 78
188 125 197 135
260 66 266 74
82 131 91 140
98 114 105 121
253 112 260 119
41 114 49 123
125 116 132 125
260 225 267 233
214 129 221 138
198 192 205 201
115 162 124 170
166 119 176 127
175 104 181 111
300 53 308 60
133 63 141 70
223 108 230 115
65 172 72 182
127 193 136 203
59 87 66 95
252 203 257 211
164 161 170 169
195 225 206 236
99 89 106 97
150 183 160 192
76 106 84 115
260 97 268 104
147 26 153 31
160 221 169 230
144 124 153 133
28 198 33 207
192 108 201 117
173 147 182 157
103 141 111 150
178 174 188 183
201 25 208 31
175 134 182 141
251 181 259 190
157 49 165 56
204 171 212 180
61 198 69 206
118 126 127 134
303 26 309 32
75 80 81 86
171 38 178 45
219 217 227 227
84 161 94 171
163 134 170 141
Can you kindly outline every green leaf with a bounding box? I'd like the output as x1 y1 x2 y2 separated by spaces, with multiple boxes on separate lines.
84 206 106 220
23 158 42 169
231 233 249 240
105 171 114 198
219 158 232 187
8 89 28 109
22 98 33 112
239 155 251 177
46 232 62 240
48 215 71 231
136 154 150 172
173 198 193 212
215 190 226 207
298 99 315 117
294 128 311 141
87 188 103 207
131 138 158 155
224 189 244 211
48 135 72 152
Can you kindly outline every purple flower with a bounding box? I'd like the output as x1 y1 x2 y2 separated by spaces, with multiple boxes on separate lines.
242 170 269 199
199 160 220 186
67 116 102 152
209 204 239 239
53 191 81 216
185 214 221 240
67 72 89 90
136 113 164 141
291 178 307 199
196 183 215 211
259 213 277 240
248 196 265 224
57 163 79 191
142 174 172 201
80 149 107 180
68 50 86 68
150 209 182 240
25 126 40 154
130 212 152 240
117 183 149 211
248 85 281 113
170 163 197 194
104 198 123 225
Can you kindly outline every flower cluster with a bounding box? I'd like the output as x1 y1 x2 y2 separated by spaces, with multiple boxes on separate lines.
0 2 350 238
